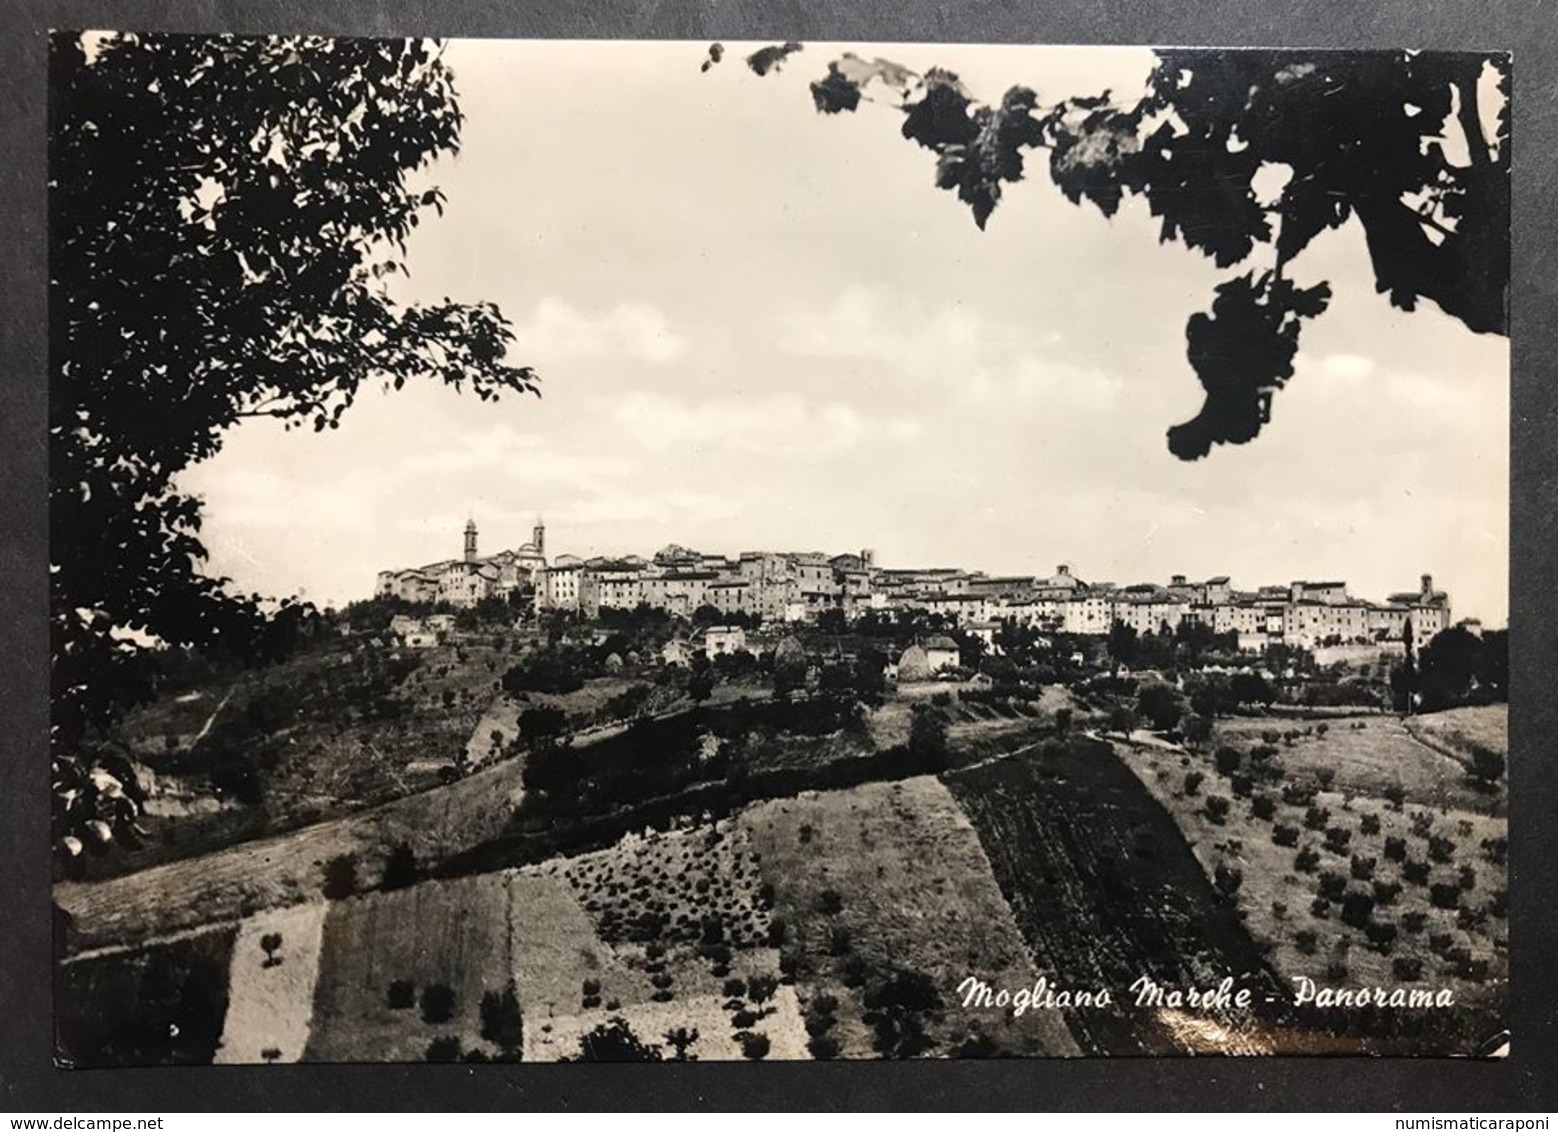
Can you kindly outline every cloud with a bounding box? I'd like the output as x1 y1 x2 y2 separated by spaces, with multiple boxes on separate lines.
508 297 687 364
611 391 923 456
780 284 1123 410
1318 353 1378 381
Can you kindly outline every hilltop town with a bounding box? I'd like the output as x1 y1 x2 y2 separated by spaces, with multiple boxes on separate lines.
376 519 1468 656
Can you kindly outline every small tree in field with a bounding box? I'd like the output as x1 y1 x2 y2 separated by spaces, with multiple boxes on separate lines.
382 843 418 891
572 1018 662 1062
737 1030 772 1059
479 983 524 1058
420 983 456 1025
322 855 358 901
260 932 283 968
664 1026 699 1061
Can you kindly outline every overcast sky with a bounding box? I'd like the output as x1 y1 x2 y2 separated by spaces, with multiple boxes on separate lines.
179 41 1509 624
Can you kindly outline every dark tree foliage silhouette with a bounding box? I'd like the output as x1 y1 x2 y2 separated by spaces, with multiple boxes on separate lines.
570 1017 663 1062
726 46 1509 459
49 32 537 855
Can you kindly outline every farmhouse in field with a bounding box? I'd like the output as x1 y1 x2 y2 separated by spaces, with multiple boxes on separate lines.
388 615 440 648
923 635 962 673
703 625 747 657
661 637 694 667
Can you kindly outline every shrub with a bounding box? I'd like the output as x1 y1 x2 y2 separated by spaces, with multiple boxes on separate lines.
1372 879 1402 907
817 889 844 916
1428 835 1456 864
1305 806 1330 831
1230 773 1254 798
1429 883 1462 910
387 980 416 1010
1251 794 1277 821
1457 905 1488 932
382 843 418 891
1364 920 1398 951
1324 827 1353 855
1402 859 1431 886
767 918 787 947
421 984 456 1025
1213 747 1243 776
1383 836 1408 862
1458 864 1477 891
1392 956 1424 981
1359 813 1381 837
1295 930 1319 954
1204 795 1231 825
737 1031 771 1060
1183 771 1205 796
1214 862 1243 898
1383 784 1406 809
1315 767 1337 790
811 993 839 1016
827 926 853 956
1283 783 1317 807
1310 897 1331 919
1470 746 1506 788
778 948 802 983
1318 872 1348 901
425 1036 462 1063
722 977 747 998
479 984 524 1055
731 1009 761 1029
1402 911 1429 934
1481 837 1508 866
1350 855 1376 881
1295 846 1321 873
1340 890 1376 929
807 1034 841 1060
1411 812 1436 838
1272 824 1300 848
1454 954 1490 983
839 955 868 988
322 854 358 901
804 1013 837 1037
1489 888 1508 919
747 974 779 1005
1272 901 1289 920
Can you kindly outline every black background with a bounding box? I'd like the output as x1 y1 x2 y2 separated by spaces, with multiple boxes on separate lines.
2 0 1554 1112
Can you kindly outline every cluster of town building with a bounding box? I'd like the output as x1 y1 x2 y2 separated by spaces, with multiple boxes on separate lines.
375 520 1461 654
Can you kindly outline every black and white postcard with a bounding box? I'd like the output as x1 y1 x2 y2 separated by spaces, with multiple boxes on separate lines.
49 35 1511 1065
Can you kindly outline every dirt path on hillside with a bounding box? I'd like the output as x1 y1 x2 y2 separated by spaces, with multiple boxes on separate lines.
190 686 235 748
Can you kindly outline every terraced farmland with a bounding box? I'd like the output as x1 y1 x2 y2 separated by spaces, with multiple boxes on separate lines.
1114 712 1507 1055
737 777 1081 1059
944 739 1284 1054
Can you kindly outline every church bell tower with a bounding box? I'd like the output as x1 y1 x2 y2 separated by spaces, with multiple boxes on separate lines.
533 516 545 557
464 518 478 563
